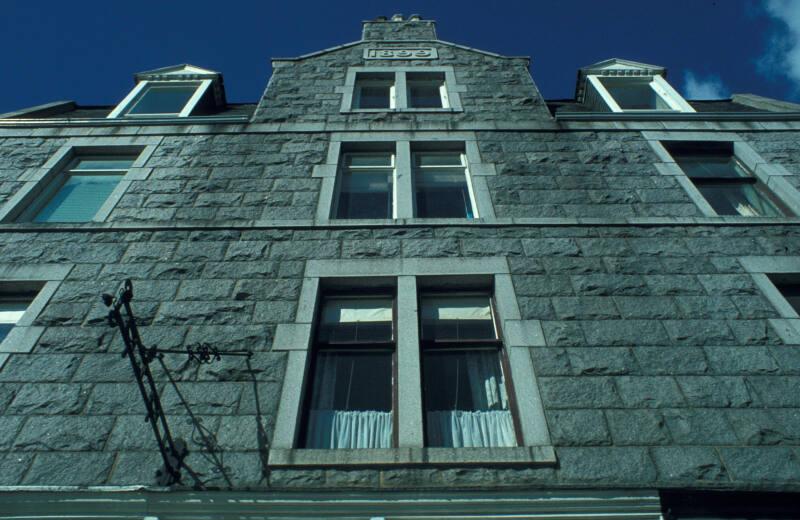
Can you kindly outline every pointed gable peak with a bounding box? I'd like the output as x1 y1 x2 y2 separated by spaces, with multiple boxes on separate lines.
580 58 666 77
575 58 668 101
134 64 220 82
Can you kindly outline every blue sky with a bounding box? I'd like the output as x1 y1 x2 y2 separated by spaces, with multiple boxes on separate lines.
1 0 800 113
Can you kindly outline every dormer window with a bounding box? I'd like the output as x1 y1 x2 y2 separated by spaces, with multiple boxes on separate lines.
578 59 695 114
596 77 673 111
122 82 204 117
108 64 226 119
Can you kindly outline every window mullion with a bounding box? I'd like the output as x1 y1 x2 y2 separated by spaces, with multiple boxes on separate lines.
396 275 424 447
395 141 413 219
395 71 408 110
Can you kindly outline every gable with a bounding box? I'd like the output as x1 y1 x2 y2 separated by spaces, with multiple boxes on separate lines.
134 64 221 82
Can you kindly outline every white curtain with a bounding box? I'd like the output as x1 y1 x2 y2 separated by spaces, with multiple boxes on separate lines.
306 410 393 449
305 351 393 449
464 350 508 410
426 410 516 448
425 350 516 448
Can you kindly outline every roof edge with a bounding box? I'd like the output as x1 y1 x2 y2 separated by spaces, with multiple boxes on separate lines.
271 39 529 63
732 93 800 112
0 100 75 120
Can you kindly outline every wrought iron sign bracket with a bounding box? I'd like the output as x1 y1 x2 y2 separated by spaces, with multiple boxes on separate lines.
102 279 252 487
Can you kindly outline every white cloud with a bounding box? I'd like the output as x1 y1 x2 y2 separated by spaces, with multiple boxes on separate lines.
683 71 728 100
760 0 800 88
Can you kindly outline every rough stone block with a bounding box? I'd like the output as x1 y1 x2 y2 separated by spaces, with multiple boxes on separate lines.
677 376 753 407
539 377 621 408
663 409 739 445
22 452 114 486
546 409 611 446
571 275 648 296
719 447 800 483
551 296 619 320
633 347 709 375
557 447 657 484
541 321 586 347
615 376 686 408
747 376 800 406
651 447 729 482
704 346 779 374
14 416 114 451
0 354 80 382
582 320 669 346
726 409 800 445
7 383 89 415
606 409 671 445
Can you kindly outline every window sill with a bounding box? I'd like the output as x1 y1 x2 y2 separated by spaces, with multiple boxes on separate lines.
342 108 463 114
322 217 484 225
268 446 556 468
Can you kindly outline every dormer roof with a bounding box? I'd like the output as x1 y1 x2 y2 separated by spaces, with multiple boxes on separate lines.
576 58 667 100
134 64 221 82
131 64 226 109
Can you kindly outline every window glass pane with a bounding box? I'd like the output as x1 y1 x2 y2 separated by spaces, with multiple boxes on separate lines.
0 324 14 343
0 298 32 344
335 170 392 219
319 298 393 343
423 350 515 447
409 84 443 108
0 301 28 324
346 154 393 168
414 153 462 167
600 78 670 110
356 85 391 109
695 182 784 217
72 157 137 171
33 174 122 223
303 351 393 448
415 169 473 218
420 295 495 341
675 155 747 179
774 282 800 313
127 84 198 115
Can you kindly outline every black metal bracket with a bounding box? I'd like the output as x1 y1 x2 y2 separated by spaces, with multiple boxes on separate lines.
102 279 252 486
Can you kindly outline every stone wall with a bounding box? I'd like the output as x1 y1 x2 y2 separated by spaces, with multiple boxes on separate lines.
0 17 799 497
0 223 798 489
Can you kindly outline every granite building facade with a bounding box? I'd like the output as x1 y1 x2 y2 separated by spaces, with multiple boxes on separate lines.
0 14 799 519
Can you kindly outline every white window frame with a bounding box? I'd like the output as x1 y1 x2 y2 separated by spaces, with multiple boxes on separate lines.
338 66 464 113
352 76 396 110
644 132 800 218
313 133 497 224
15 156 134 223
406 73 450 109
740 257 800 345
0 299 30 329
107 79 213 119
0 136 160 224
269 258 555 467
331 151 397 220
411 150 478 219
587 74 694 113
0 263 72 370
